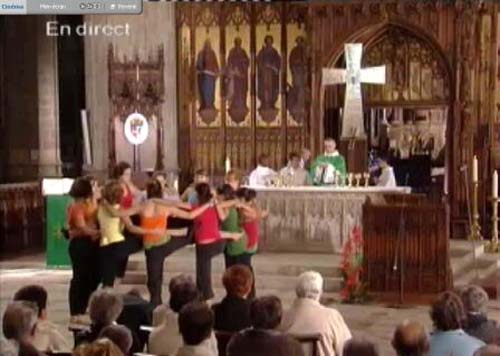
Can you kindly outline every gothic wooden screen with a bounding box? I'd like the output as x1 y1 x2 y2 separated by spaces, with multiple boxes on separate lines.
176 3 310 181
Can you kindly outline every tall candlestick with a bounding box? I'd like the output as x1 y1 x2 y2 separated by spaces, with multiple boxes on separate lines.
493 170 498 199
472 155 478 183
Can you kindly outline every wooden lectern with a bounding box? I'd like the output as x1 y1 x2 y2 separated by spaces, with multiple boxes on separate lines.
362 195 452 303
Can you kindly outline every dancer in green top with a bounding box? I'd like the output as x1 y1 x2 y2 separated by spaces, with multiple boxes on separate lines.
310 137 347 185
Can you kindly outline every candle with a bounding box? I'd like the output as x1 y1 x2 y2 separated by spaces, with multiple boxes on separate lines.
225 156 231 174
173 178 179 193
472 156 478 183
493 170 498 199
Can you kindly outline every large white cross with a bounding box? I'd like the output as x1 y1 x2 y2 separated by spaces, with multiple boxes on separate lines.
322 43 386 139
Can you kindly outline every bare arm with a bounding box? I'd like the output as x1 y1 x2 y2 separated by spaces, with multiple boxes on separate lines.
122 216 163 236
151 198 192 210
103 201 143 217
215 199 239 221
72 214 100 239
168 203 211 220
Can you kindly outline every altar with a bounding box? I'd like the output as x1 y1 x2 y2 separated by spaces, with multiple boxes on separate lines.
252 186 410 253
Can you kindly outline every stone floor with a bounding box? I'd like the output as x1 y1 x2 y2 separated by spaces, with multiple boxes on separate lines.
1 252 499 356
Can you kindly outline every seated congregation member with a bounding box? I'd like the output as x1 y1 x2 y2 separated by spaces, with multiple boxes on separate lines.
460 285 500 344
73 338 124 356
248 153 277 186
177 301 218 356
117 288 154 354
212 265 253 332
142 179 211 306
2 301 46 356
280 152 310 186
13 285 70 353
227 295 304 356
392 320 429 356
342 338 379 356
98 180 163 288
281 271 352 356
149 275 217 356
75 289 124 347
99 325 133 356
429 291 485 356
193 183 240 301
67 177 101 324
180 169 209 204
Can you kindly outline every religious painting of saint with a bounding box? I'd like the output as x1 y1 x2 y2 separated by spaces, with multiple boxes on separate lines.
196 39 219 124
257 35 281 123
225 37 249 124
287 36 309 124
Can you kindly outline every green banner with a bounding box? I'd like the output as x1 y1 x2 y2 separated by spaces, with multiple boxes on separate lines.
46 195 72 267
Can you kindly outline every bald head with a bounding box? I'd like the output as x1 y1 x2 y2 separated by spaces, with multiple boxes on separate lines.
392 320 429 356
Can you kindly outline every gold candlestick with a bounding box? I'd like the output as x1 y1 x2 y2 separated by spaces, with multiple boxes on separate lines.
363 172 370 187
469 180 483 241
485 197 499 253
347 173 354 187
354 173 362 187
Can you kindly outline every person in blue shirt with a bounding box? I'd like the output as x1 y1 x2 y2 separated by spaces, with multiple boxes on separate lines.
429 291 485 356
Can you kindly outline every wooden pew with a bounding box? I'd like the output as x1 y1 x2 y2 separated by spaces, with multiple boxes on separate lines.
362 196 452 303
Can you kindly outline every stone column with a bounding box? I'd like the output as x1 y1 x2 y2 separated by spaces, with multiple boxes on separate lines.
37 16 62 178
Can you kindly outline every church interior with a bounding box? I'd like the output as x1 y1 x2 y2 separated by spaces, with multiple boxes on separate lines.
1 1 500 355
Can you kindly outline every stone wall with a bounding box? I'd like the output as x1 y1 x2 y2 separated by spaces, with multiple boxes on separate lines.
84 2 178 178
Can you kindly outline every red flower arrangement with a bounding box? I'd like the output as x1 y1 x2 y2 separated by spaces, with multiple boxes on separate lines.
340 225 368 303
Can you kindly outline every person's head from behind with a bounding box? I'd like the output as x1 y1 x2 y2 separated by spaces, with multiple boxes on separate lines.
258 154 270 168
343 338 378 356
146 179 164 199
99 325 132 355
289 152 301 170
89 289 123 327
236 187 256 203
13 285 48 320
153 171 167 189
2 301 38 342
178 302 214 346
225 170 241 191
113 162 132 183
430 291 466 332
195 182 213 205
392 320 429 356
250 295 282 330
473 345 500 356
460 285 489 315
102 180 124 205
73 338 124 356
324 137 337 154
223 265 253 299
217 184 236 202
69 177 94 202
169 274 199 313
296 271 323 302
194 169 209 184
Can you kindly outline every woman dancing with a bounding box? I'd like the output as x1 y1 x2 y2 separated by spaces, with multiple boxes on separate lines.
67 177 101 324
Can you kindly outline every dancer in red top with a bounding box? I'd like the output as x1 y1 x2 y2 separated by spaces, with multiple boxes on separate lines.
193 182 240 301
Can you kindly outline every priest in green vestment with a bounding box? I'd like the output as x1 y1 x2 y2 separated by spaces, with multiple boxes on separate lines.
310 138 347 185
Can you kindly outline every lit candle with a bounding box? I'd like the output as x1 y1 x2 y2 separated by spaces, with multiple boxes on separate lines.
174 178 179 193
472 156 478 183
225 156 231 174
493 170 498 199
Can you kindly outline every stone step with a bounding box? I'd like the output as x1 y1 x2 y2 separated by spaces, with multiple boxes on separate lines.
122 270 343 292
450 241 486 277
454 255 500 287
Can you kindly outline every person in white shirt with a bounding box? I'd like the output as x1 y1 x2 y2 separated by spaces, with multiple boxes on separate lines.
280 271 352 356
376 158 397 188
248 154 277 186
176 301 217 356
13 285 71 353
280 152 310 186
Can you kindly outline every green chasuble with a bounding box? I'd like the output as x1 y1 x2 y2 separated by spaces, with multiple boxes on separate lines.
309 153 347 185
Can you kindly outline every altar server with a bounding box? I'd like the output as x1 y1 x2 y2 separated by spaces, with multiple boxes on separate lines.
310 138 347 185
280 152 310 186
248 154 277 186
376 158 397 188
